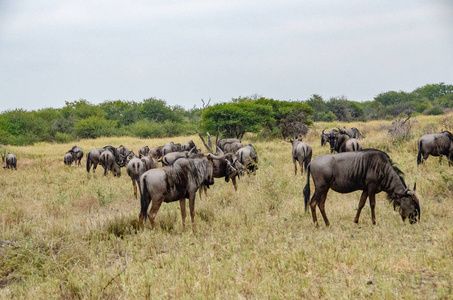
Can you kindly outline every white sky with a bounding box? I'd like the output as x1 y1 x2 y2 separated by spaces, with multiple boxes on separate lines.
1 0 452 112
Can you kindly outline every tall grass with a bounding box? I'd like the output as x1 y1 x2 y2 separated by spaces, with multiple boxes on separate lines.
0 114 452 299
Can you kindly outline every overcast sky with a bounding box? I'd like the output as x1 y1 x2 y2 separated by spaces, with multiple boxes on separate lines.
1 0 452 112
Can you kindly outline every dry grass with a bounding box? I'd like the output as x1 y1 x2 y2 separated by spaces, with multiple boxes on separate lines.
1 114 453 299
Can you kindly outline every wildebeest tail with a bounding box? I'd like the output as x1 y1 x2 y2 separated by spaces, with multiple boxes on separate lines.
140 175 150 221
303 164 311 212
86 152 91 172
417 140 423 165
104 157 108 176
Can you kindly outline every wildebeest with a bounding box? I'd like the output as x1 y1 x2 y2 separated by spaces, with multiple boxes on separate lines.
126 154 147 198
303 149 420 227
64 152 74 166
217 139 241 152
236 144 258 173
223 141 243 153
339 127 365 139
86 148 105 173
417 131 453 166
139 156 215 230
287 138 312 175
99 149 121 177
70 146 84 166
138 146 149 158
2 151 17 170
141 155 157 170
181 140 196 152
160 147 199 166
321 128 339 147
327 132 362 153
208 148 244 191
149 146 163 160
117 145 131 157
162 142 182 156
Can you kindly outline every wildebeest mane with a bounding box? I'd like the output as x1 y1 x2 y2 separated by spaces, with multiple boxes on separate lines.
441 130 453 140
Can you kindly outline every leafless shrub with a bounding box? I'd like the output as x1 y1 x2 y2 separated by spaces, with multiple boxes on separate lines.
441 115 453 131
388 115 412 141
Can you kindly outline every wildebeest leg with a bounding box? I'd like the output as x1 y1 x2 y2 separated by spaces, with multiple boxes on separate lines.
148 199 162 230
293 158 297 175
309 192 322 227
369 193 376 225
232 176 238 191
189 193 196 231
179 199 187 230
318 192 330 227
354 191 368 224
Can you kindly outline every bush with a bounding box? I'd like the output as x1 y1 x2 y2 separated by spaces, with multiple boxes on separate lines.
54 132 75 144
424 105 444 115
74 116 118 139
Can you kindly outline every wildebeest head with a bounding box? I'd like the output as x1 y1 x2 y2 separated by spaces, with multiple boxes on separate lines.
392 183 420 224
327 132 337 153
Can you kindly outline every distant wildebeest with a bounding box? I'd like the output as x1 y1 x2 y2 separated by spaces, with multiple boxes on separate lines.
208 147 244 191
303 149 420 227
321 128 339 147
141 155 157 170
181 140 196 152
64 152 74 166
126 154 147 198
149 146 163 160
236 144 258 173
339 127 365 139
223 141 243 153
217 139 241 152
417 131 453 166
99 149 121 177
287 138 312 175
86 148 105 173
117 145 132 158
138 146 149 158
327 132 362 153
162 142 182 156
160 147 199 166
2 151 17 170
70 146 84 166
139 156 215 230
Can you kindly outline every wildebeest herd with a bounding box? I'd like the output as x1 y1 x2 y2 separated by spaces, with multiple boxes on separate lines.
3 127 453 230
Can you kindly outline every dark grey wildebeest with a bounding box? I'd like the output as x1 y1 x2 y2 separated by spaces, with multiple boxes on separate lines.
162 142 182 156
303 149 420 227
86 148 105 173
181 140 196 152
64 152 74 166
70 146 83 166
126 154 147 198
138 146 149 158
339 127 365 139
141 155 157 170
417 131 453 166
287 138 312 175
327 132 362 153
321 128 339 147
160 147 199 166
217 139 241 152
99 149 121 177
117 145 132 157
208 148 244 191
149 146 163 160
139 156 215 230
2 151 17 170
236 144 258 173
223 141 243 153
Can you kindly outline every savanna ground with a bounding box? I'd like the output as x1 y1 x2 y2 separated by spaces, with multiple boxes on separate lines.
1 114 453 299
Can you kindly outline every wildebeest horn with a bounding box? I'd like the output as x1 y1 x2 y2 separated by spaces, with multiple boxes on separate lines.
189 147 196 155
413 182 416 191
216 146 224 156
322 128 325 134
207 153 225 160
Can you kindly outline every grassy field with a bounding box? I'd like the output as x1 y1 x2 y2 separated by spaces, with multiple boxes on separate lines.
1 114 453 299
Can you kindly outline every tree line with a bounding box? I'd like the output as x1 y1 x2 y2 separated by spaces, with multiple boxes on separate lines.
0 83 452 146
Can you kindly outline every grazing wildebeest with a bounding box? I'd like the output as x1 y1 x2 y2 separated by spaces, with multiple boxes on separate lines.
287 138 312 175
208 148 244 191
86 148 105 173
99 149 121 177
339 127 365 139
64 152 74 166
303 149 420 227
181 140 196 152
139 156 215 230
117 145 131 157
2 151 17 170
217 139 241 152
162 142 182 156
138 146 149 158
70 146 83 166
126 154 147 198
141 155 157 170
236 144 258 173
417 131 453 166
321 128 339 147
149 146 163 160
327 132 362 153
